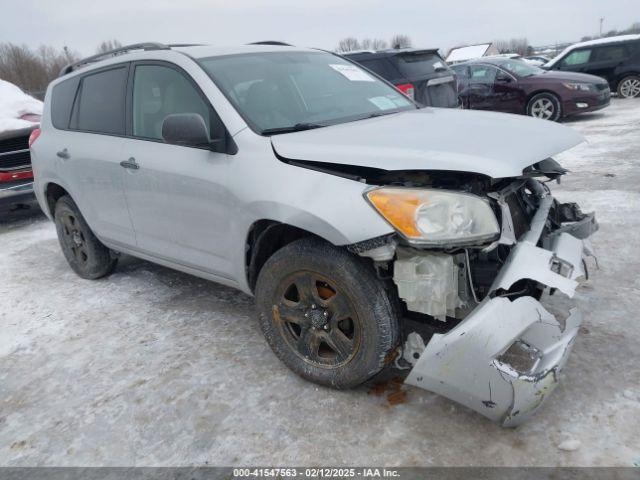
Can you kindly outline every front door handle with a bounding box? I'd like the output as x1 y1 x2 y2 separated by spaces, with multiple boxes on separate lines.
56 148 70 159
120 157 139 170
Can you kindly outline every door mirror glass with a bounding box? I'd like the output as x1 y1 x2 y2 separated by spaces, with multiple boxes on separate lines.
162 113 213 147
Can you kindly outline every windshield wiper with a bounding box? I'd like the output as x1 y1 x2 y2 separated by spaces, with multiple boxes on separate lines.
261 123 325 135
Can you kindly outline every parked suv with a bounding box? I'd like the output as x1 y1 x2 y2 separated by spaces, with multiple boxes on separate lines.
544 34 640 98
344 49 459 107
32 43 597 426
452 57 610 121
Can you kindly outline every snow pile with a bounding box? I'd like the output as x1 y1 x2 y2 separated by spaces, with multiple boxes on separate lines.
446 44 491 63
0 79 43 133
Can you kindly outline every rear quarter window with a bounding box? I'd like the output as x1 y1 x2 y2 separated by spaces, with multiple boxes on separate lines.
70 66 128 135
51 77 80 129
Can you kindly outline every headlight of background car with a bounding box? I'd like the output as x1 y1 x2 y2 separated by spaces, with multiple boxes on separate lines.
366 188 500 245
563 82 593 92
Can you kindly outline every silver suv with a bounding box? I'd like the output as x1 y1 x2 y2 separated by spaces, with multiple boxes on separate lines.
31 43 597 426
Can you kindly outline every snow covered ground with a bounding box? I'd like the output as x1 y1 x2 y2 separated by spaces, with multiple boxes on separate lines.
1 99 639 466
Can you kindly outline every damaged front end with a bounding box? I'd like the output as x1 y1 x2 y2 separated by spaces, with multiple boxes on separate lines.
355 170 597 426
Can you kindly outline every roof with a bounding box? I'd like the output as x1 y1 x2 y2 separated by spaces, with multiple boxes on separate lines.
343 48 440 59
445 44 491 62
174 44 314 58
448 56 524 68
546 34 640 67
58 42 318 77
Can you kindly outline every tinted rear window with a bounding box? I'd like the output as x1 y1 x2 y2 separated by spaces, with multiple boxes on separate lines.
356 58 402 82
392 53 450 77
51 77 80 129
71 67 128 135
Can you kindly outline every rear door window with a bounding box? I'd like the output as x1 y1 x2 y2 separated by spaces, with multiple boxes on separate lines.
469 65 497 84
592 44 629 62
71 67 128 135
452 65 469 80
561 49 592 66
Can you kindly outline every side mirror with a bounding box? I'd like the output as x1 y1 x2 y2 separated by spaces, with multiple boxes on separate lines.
162 113 219 149
496 74 513 83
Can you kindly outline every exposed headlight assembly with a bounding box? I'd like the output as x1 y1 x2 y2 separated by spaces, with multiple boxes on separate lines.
563 82 593 92
366 187 500 246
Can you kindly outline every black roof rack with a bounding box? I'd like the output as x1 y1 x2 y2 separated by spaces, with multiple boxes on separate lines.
58 42 171 77
248 41 293 46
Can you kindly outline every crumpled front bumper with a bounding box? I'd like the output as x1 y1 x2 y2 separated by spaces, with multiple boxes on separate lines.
404 196 596 426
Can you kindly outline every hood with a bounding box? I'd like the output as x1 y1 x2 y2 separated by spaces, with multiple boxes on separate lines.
271 108 584 179
529 70 608 84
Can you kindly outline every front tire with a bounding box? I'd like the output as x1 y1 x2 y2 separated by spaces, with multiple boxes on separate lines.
617 75 640 98
255 238 399 389
527 92 561 121
54 195 117 279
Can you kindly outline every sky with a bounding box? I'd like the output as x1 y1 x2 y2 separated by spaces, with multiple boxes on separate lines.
2 0 638 56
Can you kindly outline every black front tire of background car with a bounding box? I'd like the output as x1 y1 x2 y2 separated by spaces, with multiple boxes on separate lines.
255 237 399 389
54 195 117 279
526 92 562 121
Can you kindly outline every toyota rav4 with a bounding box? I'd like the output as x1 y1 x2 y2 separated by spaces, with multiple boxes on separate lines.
31 43 598 426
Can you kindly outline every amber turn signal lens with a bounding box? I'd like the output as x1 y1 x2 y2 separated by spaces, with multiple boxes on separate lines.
366 188 423 238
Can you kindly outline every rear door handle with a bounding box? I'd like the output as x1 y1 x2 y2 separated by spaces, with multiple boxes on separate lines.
56 148 70 159
120 157 139 170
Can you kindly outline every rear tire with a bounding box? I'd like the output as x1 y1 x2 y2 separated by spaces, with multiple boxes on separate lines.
54 195 117 279
527 92 561 121
617 75 640 98
255 237 399 389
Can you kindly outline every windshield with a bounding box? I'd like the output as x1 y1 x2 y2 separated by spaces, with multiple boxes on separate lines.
496 59 544 77
198 51 415 134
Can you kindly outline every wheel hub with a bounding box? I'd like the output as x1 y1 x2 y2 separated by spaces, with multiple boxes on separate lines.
306 305 329 330
71 231 83 246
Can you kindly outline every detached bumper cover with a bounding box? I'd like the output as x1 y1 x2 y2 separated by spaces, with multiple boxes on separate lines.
405 196 596 426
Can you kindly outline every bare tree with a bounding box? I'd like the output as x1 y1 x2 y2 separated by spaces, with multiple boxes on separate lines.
494 38 530 56
628 22 640 33
390 34 412 49
96 39 123 54
336 37 361 53
371 38 388 50
0 43 80 99
360 38 372 50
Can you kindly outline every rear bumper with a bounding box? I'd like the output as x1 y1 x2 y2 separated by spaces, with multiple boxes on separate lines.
404 195 597 426
0 180 36 210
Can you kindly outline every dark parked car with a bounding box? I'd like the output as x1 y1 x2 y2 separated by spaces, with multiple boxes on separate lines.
344 49 459 108
0 80 42 212
452 57 610 121
544 34 640 98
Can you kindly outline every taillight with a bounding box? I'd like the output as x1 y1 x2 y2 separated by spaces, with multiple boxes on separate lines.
28 128 41 148
396 83 415 100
